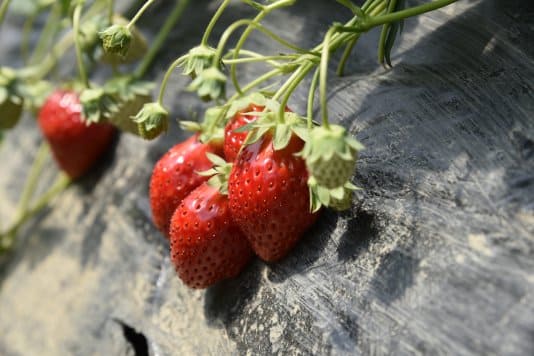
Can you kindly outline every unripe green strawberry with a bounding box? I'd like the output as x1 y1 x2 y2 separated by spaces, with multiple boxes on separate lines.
110 94 151 135
300 125 364 189
0 68 24 130
308 177 359 212
132 102 169 140
100 16 147 65
0 96 23 130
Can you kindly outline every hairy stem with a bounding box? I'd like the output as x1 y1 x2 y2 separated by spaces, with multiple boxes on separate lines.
127 0 156 30
201 0 232 46
73 3 90 88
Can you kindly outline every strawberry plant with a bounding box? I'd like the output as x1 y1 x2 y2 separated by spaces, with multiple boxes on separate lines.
141 0 458 284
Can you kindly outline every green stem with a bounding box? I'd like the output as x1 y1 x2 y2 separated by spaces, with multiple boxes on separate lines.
307 67 320 127
377 0 398 64
29 2 62 65
353 0 458 32
201 0 232 46
1 174 71 251
278 63 313 121
73 3 90 88
19 31 74 81
223 54 293 65
227 68 283 103
135 0 190 78
214 19 309 66
108 0 114 23
157 57 184 104
0 0 11 26
127 0 156 30
15 142 49 221
319 27 337 129
21 10 38 64
230 0 295 96
336 33 360 76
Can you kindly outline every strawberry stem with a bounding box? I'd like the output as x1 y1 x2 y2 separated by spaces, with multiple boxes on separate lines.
29 2 62 65
319 26 337 129
307 67 320 128
135 0 190 78
201 0 232 46
73 2 90 88
230 0 295 96
156 57 185 104
0 0 11 26
15 142 50 224
127 0 156 31
0 173 71 254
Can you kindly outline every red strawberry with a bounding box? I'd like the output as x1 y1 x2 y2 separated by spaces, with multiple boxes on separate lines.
228 133 318 262
224 104 263 162
224 104 291 162
169 183 253 289
149 134 223 237
38 90 116 179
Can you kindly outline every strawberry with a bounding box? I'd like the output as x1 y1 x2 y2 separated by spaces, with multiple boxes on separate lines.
223 104 264 162
228 133 318 262
38 90 116 179
149 134 223 237
169 183 253 289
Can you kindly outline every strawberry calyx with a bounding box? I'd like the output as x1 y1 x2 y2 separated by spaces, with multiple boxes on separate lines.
196 153 232 195
308 176 360 212
99 23 133 58
299 124 364 189
179 45 218 79
132 102 169 140
79 87 119 124
187 66 226 102
103 76 155 135
180 106 226 145
235 101 308 151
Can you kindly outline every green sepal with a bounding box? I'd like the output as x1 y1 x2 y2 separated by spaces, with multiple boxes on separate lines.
132 102 169 140
308 177 359 212
187 67 226 102
197 153 232 195
179 45 218 79
80 87 119 124
226 92 267 120
99 24 132 58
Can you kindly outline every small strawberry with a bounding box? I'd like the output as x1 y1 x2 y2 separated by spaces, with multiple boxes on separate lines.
169 182 253 289
223 103 264 162
223 93 291 162
228 133 318 262
38 90 116 179
149 134 223 237
300 125 363 189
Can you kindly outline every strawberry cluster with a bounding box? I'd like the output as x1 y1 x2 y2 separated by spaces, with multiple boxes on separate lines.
149 100 322 289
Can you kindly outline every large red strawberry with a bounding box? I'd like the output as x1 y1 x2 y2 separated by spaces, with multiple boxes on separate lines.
169 183 253 289
38 90 116 179
228 133 318 262
149 134 222 237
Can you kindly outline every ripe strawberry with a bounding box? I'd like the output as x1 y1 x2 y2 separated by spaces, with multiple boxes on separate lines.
223 104 263 162
224 104 291 162
38 90 116 179
149 134 223 237
228 133 318 262
169 183 253 289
